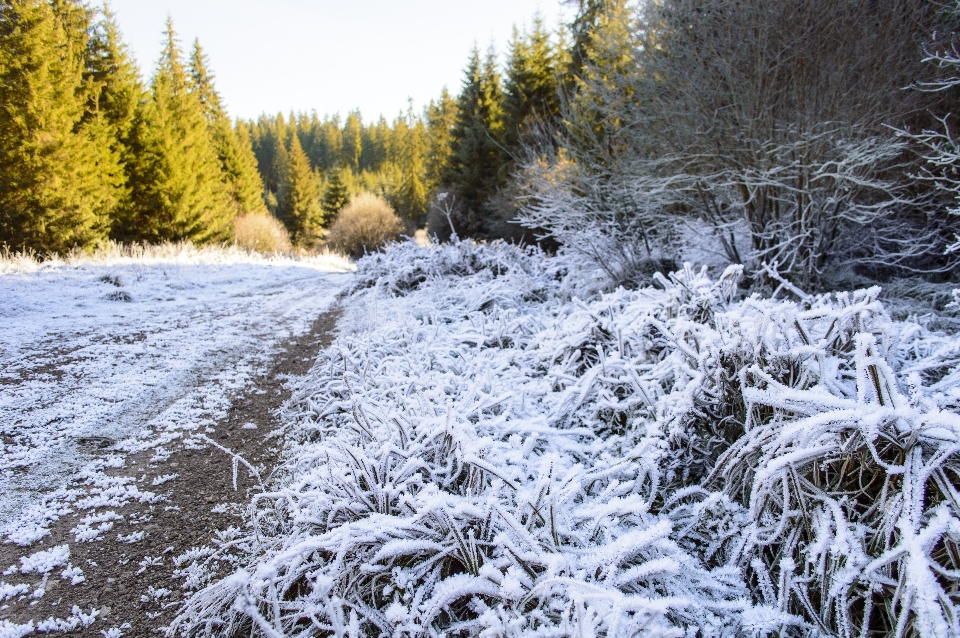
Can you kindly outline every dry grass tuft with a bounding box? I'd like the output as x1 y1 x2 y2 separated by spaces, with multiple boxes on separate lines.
0 240 354 274
232 213 293 254
326 192 403 257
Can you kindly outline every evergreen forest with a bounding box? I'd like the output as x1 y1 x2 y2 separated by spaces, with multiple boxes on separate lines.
4 0 960 290
0 0 572 254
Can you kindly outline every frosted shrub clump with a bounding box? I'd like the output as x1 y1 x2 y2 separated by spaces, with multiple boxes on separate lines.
173 240 960 637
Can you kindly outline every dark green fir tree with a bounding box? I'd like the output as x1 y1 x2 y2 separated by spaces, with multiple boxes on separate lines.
120 19 233 244
504 16 561 151
277 132 322 244
0 0 122 253
321 169 350 224
189 39 265 214
443 46 507 237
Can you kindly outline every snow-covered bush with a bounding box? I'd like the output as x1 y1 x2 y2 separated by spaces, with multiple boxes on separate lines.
172 242 960 637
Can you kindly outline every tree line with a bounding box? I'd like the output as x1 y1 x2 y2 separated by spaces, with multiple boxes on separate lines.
242 13 570 245
6 0 960 289
0 0 575 254
0 0 267 253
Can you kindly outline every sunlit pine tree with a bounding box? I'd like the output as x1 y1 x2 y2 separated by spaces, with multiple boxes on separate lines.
0 0 122 252
189 40 265 214
122 19 233 243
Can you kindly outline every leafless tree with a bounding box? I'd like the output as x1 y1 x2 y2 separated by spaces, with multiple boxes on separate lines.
520 0 956 287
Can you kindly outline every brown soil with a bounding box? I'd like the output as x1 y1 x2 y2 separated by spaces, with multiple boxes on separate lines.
0 305 342 637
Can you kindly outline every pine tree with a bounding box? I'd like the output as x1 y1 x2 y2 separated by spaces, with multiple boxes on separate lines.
443 46 507 237
566 0 607 81
189 40 265 214
85 5 144 235
277 132 322 244
503 16 561 151
0 0 122 253
269 120 290 211
321 168 350 224
313 115 343 174
120 19 233 243
425 88 457 192
342 111 363 172
389 108 428 225
566 0 637 149
84 4 141 135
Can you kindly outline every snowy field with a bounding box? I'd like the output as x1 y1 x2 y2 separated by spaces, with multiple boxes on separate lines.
0 246 352 549
166 241 960 637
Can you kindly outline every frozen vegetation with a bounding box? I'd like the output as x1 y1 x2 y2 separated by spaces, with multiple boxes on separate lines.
166 240 960 637
0 245 352 636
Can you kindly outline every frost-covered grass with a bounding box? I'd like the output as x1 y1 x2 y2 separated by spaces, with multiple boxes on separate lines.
0 240 354 275
173 241 960 637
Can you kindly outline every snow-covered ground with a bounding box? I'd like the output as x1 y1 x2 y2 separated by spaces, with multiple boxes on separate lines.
0 249 352 545
171 241 960 637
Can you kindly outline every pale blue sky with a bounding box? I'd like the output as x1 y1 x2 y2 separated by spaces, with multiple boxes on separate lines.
106 1 573 122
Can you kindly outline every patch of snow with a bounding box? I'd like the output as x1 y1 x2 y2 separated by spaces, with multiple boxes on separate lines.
0 253 351 543
150 474 177 486
0 620 33 638
116 532 145 544
18 546 69 575
0 583 29 602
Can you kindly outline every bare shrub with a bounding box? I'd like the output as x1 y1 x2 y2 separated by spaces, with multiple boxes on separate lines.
521 0 955 288
232 213 292 254
326 192 403 257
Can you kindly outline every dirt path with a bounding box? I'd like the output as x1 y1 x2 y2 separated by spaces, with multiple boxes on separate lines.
0 305 342 637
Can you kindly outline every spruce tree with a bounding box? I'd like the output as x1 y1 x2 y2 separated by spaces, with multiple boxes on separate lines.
277 132 322 244
85 5 143 236
443 46 507 237
314 115 343 174
189 40 265 214
566 0 637 148
504 16 561 151
321 169 350 224
342 111 363 172
0 0 121 253
566 0 607 81
85 6 141 146
425 88 457 192
389 109 428 225
121 19 233 244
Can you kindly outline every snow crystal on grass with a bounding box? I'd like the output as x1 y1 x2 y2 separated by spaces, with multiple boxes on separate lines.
116 531 145 544
172 241 960 638
60 564 85 585
139 586 172 603
71 511 123 542
34 605 99 632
